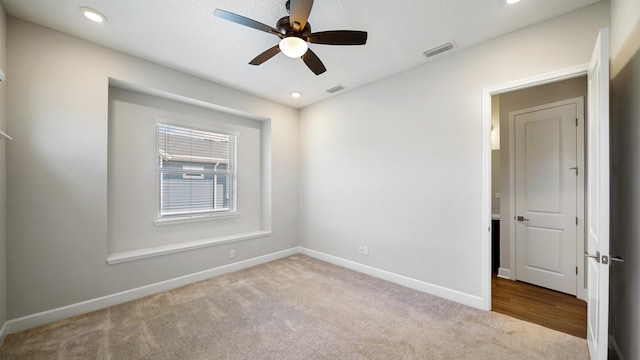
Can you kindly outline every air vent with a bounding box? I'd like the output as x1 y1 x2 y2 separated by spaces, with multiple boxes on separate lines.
326 85 345 94
423 42 455 58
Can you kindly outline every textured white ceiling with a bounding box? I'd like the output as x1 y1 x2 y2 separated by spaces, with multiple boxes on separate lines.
1 0 600 108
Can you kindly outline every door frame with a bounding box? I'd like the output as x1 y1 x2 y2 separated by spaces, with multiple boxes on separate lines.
481 64 589 310
508 97 585 299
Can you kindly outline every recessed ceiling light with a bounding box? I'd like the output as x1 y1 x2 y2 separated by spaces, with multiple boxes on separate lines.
291 91 302 98
506 0 521 4
81 7 106 23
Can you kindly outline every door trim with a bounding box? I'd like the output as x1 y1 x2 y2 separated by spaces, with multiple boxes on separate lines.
481 64 589 310
507 97 585 299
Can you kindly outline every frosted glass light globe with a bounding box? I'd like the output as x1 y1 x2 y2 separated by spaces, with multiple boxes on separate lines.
279 37 308 58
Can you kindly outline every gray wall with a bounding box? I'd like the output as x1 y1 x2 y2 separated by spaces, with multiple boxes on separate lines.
497 76 588 278
610 0 640 358
0 3 7 329
491 96 500 212
299 3 608 301
6 18 299 319
491 150 500 212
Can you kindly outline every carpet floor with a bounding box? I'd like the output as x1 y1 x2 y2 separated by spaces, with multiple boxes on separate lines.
0 255 588 359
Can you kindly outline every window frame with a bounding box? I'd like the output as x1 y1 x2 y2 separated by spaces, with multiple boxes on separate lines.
155 119 239 224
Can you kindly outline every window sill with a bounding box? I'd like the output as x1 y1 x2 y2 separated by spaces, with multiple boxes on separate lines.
154 212 239 226
107 230 271 264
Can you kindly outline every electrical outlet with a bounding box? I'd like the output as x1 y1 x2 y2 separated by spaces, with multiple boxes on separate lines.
358 245 363 254
229 249 235 258
495 192 501 199
363 246 369 256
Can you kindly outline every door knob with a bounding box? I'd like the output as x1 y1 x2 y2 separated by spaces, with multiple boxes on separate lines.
584 251 601 263
584 252 624 265
516 216 529 222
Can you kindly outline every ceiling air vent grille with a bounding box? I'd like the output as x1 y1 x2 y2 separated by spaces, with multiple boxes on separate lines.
423 42 455 58
326 85 345 94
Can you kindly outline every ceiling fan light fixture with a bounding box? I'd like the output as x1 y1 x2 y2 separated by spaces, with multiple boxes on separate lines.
214 3 367 75
279 37 308 58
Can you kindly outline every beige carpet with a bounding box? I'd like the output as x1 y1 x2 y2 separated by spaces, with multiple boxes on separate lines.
0 255 588 359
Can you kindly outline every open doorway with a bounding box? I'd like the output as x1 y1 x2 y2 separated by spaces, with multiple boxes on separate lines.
488 76 588 338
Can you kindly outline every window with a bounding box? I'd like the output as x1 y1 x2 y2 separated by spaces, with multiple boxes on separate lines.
157 123 237 220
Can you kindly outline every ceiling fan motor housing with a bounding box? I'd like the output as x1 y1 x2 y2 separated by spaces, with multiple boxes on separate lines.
277 16 312 37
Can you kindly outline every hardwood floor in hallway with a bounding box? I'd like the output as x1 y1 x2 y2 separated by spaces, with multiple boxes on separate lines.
491 274 587 339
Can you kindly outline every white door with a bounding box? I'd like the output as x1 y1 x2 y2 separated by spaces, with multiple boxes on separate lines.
586 28 610 360
513 99 580 295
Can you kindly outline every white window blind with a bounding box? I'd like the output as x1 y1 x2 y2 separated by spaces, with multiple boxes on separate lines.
157 123 237 219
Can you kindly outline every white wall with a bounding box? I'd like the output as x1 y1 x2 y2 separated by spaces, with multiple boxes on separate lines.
6 18 298 319
610 0 640 358
299 3 609 304
0 3 8 331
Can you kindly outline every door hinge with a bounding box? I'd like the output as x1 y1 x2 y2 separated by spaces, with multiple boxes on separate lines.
576 266 578 274
576 118 578 127
576 217 579 225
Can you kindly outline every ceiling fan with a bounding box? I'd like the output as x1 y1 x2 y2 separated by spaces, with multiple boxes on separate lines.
214 0 368 75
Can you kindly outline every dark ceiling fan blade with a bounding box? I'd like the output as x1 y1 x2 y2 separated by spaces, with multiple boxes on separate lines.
214 9 281 37
289 0 314 32
249 45 281 65
302 49 326 75
307 30 368 45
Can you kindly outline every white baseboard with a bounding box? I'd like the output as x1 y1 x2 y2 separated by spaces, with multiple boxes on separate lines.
609 335 625 360
299 247 484 309
497 267 512 279
5 247 298 335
